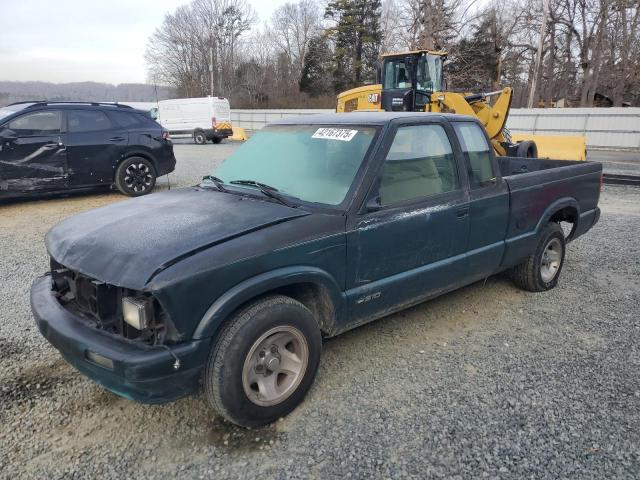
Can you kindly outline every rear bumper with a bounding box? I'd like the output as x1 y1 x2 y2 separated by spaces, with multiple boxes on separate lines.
30 275 208 404
204 127 232 139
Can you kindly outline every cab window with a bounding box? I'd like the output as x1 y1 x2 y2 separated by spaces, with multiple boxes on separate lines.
378 124 459 206
454 122 495 188
8 111 62 136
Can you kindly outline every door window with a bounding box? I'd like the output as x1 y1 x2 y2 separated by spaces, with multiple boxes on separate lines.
68 110 112 133
454 122 495 188
377 124 459 206
8 111 62 136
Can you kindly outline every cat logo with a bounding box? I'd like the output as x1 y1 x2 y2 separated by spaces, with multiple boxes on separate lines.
356 291 381 304
367 93 379 103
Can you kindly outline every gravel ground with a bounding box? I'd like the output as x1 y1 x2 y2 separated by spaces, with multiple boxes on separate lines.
1 142 639 479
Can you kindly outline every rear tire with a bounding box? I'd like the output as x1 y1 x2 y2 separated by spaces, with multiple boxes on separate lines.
114 157 156 197
511 222 565 292
193 130 207 145
204 295 322 428
212 137 223 144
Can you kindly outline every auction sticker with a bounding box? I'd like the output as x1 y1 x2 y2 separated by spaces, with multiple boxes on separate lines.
312 128 358 142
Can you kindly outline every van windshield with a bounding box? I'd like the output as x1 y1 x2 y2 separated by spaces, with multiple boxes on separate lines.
213 124 377 206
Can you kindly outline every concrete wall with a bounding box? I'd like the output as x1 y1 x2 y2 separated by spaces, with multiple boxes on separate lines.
231 108 640 150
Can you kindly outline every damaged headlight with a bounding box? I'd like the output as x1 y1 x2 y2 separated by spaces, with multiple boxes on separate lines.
122 296 154 330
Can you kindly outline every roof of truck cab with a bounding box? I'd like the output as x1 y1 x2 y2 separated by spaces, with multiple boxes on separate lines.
270 112 478 126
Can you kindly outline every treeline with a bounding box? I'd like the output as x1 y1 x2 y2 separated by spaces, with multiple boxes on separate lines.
0 81 174 106
146 0 640 108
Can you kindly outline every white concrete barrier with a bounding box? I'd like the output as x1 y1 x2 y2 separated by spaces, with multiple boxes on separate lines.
231 107 640 150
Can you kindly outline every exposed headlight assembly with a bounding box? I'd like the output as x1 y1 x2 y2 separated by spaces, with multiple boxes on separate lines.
122 296 154 330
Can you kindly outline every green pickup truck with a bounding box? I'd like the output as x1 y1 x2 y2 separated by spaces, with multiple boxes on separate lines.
31 112 602 427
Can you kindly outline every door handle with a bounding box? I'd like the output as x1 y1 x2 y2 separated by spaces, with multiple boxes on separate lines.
109 136 126 142
456 206 469 218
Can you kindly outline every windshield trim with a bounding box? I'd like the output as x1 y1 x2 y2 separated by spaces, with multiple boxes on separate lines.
214 123 383 212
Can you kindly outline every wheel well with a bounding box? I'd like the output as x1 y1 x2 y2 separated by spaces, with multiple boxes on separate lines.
118 153 156 173
271 283 336 336
549 206 578 239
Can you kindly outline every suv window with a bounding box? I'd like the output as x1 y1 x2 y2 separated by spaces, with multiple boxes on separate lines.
68 110 112 133
378 124 458 206
110 111 141 128
453 122 495 188
8 111 62 136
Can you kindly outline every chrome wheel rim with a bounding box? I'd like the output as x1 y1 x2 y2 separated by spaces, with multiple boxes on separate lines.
124 163 152 192
540 237 562 282
242 326 308 407
195 134 205 143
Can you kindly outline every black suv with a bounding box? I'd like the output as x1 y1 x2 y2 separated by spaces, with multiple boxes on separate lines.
0 102 176 199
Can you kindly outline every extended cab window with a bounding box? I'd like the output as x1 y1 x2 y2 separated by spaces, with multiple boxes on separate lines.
8 111 62 136
68 110 112 133
454 122 495 188
378 124 458 206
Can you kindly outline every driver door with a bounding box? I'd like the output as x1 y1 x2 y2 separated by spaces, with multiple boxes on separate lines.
0 110 67 194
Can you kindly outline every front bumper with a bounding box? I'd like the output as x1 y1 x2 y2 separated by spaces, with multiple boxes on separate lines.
30 275 209 404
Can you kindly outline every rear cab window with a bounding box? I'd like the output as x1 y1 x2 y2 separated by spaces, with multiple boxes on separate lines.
453 122 496 188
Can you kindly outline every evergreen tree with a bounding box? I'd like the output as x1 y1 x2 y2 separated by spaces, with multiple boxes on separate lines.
448 12 501 92
325 0 382 92
299 35 334 96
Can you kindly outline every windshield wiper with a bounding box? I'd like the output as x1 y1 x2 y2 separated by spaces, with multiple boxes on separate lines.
201 175 228 192
229 179 279 191
229 179 296 208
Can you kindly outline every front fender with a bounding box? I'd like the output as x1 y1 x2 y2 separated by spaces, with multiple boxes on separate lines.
192 266 346 340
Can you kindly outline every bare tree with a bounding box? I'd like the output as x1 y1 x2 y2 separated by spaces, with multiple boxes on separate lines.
271 0 323 82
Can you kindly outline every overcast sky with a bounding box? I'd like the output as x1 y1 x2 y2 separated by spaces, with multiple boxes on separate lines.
0 0 290 84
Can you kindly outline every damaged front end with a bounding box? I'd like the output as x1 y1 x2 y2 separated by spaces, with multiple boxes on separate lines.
30 258 210 404
49 257 180 346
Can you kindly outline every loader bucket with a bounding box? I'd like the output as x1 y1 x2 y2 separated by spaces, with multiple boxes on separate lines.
512 134 586 161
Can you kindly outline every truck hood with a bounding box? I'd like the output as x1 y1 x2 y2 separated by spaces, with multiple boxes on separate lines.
45 188 309 290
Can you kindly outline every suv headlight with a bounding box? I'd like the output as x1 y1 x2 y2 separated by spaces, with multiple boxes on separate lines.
122 296 154 330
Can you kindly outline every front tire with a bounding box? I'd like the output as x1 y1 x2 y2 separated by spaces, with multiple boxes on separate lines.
511 222 566 292
114 157 156 197
212 137 223 144
204 295 322 428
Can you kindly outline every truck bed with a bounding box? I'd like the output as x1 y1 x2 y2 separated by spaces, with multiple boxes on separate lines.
498 156 602 268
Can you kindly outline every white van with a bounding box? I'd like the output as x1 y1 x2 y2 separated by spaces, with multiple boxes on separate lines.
157 97 232 144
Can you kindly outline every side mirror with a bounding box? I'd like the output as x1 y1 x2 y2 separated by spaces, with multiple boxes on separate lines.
366 195 382 212
0 128 17 140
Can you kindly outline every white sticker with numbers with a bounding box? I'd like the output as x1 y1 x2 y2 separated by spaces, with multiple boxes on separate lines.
312 128 358 142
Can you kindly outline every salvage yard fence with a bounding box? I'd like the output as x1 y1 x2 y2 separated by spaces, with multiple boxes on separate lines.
231 107 640 151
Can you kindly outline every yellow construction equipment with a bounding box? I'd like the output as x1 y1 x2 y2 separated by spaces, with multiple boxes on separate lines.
336 50 586 160
230 126 248 141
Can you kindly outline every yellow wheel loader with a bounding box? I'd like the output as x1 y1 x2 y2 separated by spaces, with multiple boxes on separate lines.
336 50 586 160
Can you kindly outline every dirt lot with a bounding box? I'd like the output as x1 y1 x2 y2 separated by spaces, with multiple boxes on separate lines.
1 142 639 479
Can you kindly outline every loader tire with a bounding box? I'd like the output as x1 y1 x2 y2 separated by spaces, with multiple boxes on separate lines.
516 140 538 158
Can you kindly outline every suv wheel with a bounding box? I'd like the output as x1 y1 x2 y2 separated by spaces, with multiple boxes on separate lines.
115 157 157 197
511 222 566 292
194 130 207 145
204 295 322 428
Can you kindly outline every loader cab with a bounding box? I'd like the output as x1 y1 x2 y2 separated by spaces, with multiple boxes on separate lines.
379 51 445 112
